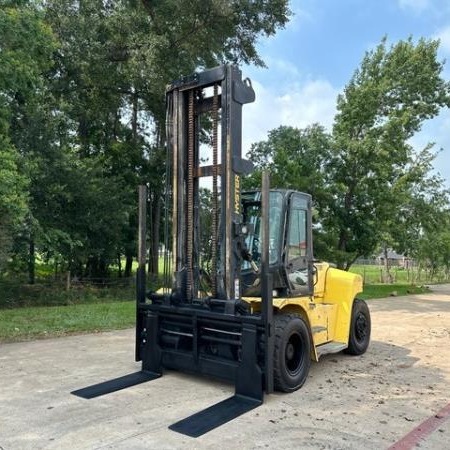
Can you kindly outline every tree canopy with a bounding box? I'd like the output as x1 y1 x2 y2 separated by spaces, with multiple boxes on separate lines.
0 0 291 279
0 2 56 271
2 1 450 280
248 37 450 269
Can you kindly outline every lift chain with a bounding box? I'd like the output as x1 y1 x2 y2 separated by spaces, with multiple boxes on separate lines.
186 89 195 301
211 83 219 297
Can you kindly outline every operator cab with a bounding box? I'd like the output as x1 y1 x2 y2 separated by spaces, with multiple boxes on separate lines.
241 190 314 298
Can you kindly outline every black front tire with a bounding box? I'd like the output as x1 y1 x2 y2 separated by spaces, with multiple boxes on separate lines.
344 298 371 355
273 314 311 392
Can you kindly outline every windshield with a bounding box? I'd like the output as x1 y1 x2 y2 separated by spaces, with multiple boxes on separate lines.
241 191 283 268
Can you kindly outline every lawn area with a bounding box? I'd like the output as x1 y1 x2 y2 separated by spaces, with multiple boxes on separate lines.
350 264 433 299
0 301 135 343
358 283 430 300
0 275 137 343
350 264 418 284
0 277 135 309
0 263 434 343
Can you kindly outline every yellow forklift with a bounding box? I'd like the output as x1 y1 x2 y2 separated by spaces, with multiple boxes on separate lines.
73 65 371 437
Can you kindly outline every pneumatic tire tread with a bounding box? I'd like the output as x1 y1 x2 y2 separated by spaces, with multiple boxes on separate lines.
344 298 371 355
273 313 311 393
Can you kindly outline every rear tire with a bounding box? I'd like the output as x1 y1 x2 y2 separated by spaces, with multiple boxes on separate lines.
273 314 311 392
344 298 371 355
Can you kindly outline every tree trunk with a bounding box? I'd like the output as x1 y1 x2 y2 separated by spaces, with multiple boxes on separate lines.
336 188 355 270
85 255 94 278
28 237 35 285
78 114 90 156
99 257 107 279
145 121 166 278
336 230 347 270
124 251 133 278
383 245 393 283
132 91 138 140
126 90 140 281
148 192 161 276
344 254 359 271
117 253 122 277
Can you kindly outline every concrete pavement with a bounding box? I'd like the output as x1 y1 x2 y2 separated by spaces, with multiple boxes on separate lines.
1 286 450 449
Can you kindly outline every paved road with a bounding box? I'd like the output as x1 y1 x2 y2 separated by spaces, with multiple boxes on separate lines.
1 286 450 449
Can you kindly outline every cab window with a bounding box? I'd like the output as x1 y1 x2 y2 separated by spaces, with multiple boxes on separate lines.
287 200 309 293
288 209 307 266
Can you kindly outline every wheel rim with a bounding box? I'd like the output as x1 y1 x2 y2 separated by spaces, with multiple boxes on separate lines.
285 332 303 375
355 312 368 342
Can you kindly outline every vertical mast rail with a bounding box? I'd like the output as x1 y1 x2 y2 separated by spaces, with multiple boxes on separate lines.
137 185 147 303
163 92 173 295
261 171 274 393
135 184 147 360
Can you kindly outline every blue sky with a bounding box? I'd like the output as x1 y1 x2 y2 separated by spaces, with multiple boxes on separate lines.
242 0 450 186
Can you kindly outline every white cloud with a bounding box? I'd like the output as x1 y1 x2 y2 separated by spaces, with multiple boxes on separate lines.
264 56 301 78
277 80 338 127
243 76 450 188
287 4 314 32
398 0 431 13
434 111 450 187
435 26 450 55
242 78 339 154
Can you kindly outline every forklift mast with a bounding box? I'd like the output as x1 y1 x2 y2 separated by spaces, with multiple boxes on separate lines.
167 65 254 306
133 65 274 436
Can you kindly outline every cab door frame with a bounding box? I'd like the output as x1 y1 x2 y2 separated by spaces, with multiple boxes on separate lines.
284 192 314 297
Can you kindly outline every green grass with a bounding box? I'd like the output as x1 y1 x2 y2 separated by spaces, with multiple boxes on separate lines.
0 301 135 343
0 271 137 343
0 261 435 343
350 264 413 284
359 283 430 300
350 264 434 299
0 277 135 309
349 264 449 284
0 282 432 343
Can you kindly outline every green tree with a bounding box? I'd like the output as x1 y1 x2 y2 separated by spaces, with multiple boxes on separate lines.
382 145 448 273
39 0 292 277
0 1 56 275
0 139 28 271
246 125 331 202
438 225 450 280
244 125 340 261
328 37 450 269
247 38 450 271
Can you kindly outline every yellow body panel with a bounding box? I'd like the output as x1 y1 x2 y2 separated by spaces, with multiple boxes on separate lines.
244 262 363 361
